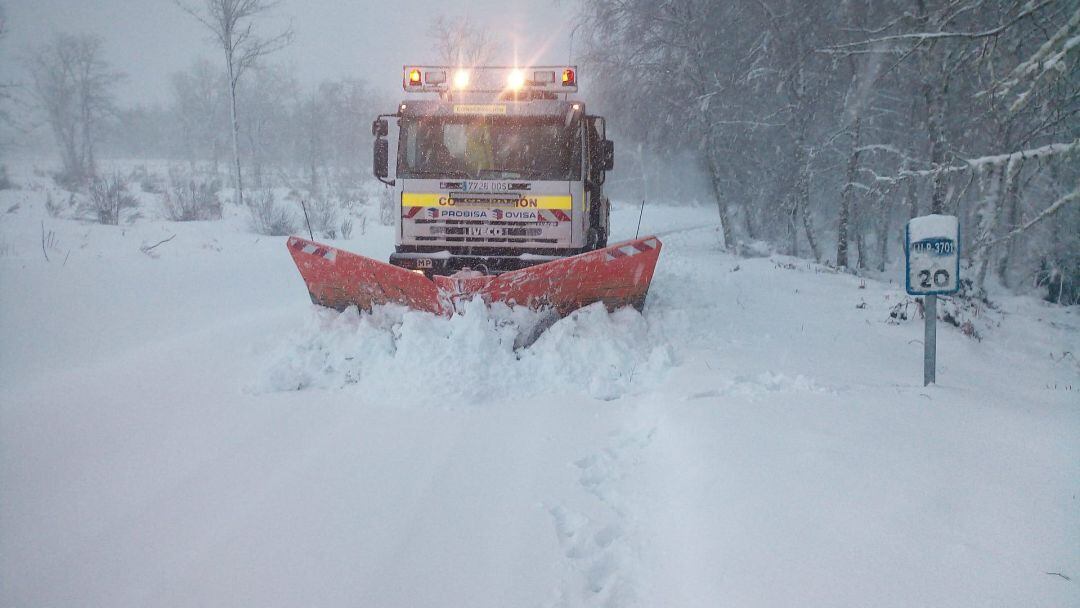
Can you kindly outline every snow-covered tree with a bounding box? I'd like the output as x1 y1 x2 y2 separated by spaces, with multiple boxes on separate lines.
175 0 293 205
578 0 1078 302
427 14 500 66
171 59 228 172
25 33 124 188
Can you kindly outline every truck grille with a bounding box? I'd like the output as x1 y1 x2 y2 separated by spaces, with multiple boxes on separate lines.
413 219 559 244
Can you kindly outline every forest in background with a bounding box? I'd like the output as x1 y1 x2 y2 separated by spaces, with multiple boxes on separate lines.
581 0 1079 303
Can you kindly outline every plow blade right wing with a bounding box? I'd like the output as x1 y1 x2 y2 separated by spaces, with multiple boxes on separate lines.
433 236 663 315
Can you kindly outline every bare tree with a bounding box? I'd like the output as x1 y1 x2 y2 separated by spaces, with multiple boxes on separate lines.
26 33 123 188
428 14 500 66
175 0 292 206
171 59 227 172
0 3 14 146
237 64 296 189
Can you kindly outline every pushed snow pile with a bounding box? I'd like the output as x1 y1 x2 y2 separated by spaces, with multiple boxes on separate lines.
253 301 672 403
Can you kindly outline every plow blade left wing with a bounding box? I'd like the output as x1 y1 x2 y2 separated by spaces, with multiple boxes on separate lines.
287 236 441 313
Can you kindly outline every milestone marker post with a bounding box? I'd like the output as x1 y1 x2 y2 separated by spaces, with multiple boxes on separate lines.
905 215 960 387
924 294 937 385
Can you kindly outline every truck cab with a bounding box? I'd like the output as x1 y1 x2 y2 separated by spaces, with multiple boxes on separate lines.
372 66 614 276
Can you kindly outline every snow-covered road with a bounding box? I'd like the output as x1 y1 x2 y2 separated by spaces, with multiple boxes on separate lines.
2 196 1077 607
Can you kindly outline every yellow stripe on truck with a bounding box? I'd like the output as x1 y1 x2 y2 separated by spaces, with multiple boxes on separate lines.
401 193 442 207
401 193 572 210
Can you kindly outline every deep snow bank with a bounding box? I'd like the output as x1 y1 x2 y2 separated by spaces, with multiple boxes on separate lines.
254 300 674 402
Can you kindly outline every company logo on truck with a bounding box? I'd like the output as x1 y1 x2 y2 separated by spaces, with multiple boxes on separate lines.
421 207 545 222
492 209 540 221
438 208 490 220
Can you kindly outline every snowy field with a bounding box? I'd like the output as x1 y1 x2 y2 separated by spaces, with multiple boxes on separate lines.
1 164 1078 607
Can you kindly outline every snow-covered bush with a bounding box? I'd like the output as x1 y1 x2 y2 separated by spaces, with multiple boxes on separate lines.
340 213 366 239
1038 259 1079 306
378 187 394 226
302 197 338 238
162 177 222 221
51 168 86 192
45 192 64 217
887 284 996 341
248 189 297 236
84 173 138 225
130 165 163 194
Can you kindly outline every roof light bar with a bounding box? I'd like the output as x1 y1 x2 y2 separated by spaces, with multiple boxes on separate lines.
402 65 579 93
507 69 526 91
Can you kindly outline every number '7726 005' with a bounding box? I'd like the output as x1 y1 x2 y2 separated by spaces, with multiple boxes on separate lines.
905 214 960 296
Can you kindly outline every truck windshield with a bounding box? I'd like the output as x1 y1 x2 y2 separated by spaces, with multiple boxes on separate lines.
397 116 581 181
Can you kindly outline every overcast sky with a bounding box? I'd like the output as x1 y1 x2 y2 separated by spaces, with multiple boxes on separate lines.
1 0 579 105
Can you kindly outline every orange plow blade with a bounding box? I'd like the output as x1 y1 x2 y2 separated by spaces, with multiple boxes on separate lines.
287 235 662 316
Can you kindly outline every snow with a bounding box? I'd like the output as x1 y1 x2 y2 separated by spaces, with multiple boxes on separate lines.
1 163 1078 607
964 139 1079 169
253 300 672 402
907 213 958 242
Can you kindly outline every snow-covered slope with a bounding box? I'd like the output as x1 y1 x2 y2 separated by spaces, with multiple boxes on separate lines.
1 173 1077 607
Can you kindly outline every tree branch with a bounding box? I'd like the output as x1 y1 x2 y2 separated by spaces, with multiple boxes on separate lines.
823 0 1055 51
988 187 1080 246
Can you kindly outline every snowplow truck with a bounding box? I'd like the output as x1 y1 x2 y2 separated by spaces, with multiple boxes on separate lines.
287 65 662 317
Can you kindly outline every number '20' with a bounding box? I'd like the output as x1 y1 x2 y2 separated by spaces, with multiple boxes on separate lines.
919 269 950 289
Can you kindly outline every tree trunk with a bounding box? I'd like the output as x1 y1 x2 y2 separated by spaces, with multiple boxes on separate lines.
974 160 1019 290
787 198 800 257
227 58 244 206
901 96 921 220
731 163 756 240
903 173 919 219
876 189 893 272
996 166 1022 287
925 80 947 215
855 230 868 270
792 136 820 262
786 136 803 256
742 205 757 241
837 112 862 268
706 141 735 251
801 197 821 262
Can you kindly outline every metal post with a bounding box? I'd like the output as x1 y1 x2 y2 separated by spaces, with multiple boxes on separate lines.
924 294 937 386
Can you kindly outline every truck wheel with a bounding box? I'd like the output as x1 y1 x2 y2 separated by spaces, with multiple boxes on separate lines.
586 226 607 251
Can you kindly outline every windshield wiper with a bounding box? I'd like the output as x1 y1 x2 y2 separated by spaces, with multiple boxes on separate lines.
402 170 469 179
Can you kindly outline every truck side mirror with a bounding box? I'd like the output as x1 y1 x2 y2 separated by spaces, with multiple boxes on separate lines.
373 138 389 179
602 140 614 171
372 118 389 138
